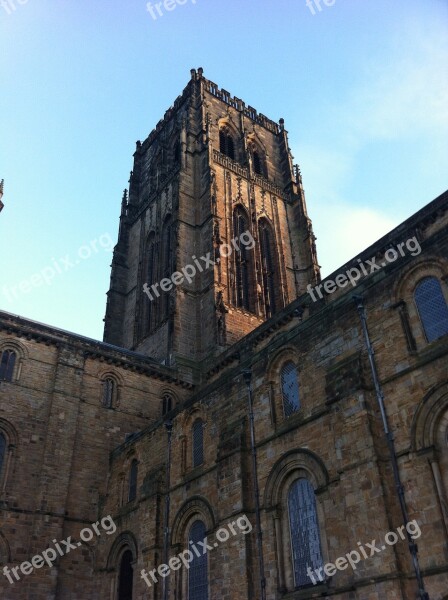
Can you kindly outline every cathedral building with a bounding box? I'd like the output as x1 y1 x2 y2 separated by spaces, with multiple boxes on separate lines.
0 69 447 600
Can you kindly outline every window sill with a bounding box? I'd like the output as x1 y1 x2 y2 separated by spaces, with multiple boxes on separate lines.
414 333 448 362
282 581 330 599
184 464 205 482
275 409 305 433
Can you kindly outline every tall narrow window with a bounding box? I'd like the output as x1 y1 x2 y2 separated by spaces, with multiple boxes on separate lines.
162 394 173 416
192 419 204 468
253 151 261 174
233 208 253 312
0 350 16 382
144 233 157 334
161 216 173 320
128 460 138 502
414 277 448 342
288 479 323 588
219 130 235 160
118 549 134 600
259 219 278 318
102 378 115 408
188 520 208 600
0 433 6 478
252 151 267 177
281 362 300 417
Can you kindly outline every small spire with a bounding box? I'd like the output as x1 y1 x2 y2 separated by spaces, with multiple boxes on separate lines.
121 189 128 215
294 164 302 185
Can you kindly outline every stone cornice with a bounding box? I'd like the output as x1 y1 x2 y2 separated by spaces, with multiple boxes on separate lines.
0 311 193 389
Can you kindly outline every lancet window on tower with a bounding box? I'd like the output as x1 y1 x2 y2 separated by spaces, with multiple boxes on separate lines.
219 128 235 160
161 215 174 321
233 207 254 312
258 218 278 318
144 232 157 334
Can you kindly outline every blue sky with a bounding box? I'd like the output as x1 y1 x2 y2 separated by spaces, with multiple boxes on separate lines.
0 0 447 340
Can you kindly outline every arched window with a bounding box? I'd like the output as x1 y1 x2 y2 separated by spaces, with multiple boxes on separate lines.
118 549 134 600
192 419 204 468
188 520 208 600
162 394 173 416
144 232 157 334
233 208 254 312
414 277 448 342
219 129 235 160
102 378 115 408
258 219 278 318
253 151 261 174
252 150 267 178
128 460 138 503
288 479 323 588
281 362 300 417
0 433 6 478
0 350 16 382
161 216 173 320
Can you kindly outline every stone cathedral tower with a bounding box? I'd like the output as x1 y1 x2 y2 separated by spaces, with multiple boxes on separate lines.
103 68 320 368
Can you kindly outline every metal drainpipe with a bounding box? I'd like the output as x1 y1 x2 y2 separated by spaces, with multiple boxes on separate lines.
242 369 267 600
353 296 429 600
163 419 173 600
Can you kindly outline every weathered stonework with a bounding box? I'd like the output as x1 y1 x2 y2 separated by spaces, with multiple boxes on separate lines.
0 71 447 600
103 69 319 368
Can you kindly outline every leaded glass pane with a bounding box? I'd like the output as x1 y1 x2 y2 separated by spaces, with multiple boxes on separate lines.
219 131 226 155
233 210 251 311
188 520 208 600
415 277 448 342
162 395 172 415
103 378 114 408
227 136 235 160
253 151 262 175
281 362 300 417
192 420 204 467
288 478 323 588
0 350 16 382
